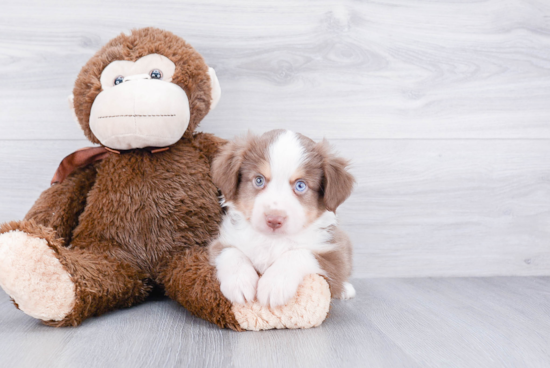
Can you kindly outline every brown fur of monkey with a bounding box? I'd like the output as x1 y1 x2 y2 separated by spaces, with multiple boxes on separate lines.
0 28 241 330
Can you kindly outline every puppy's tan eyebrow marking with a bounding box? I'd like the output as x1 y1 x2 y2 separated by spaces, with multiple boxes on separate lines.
290 169 306 183
258 160 271 181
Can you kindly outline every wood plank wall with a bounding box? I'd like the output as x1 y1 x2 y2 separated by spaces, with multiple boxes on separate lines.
1 0 549 277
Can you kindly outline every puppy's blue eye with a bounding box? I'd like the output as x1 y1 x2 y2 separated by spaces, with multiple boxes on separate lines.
114 76 124 85
253 175 265 188
294 180 307 193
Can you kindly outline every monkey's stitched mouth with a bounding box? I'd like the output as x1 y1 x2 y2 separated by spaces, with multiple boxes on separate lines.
98 114 176 119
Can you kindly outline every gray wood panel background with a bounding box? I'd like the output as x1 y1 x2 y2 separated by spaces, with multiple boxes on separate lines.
1 0 549 277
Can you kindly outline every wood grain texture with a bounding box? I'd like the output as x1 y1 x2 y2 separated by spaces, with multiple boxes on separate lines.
1 278 549 368
1 0 549 277
0 0 549 140
337 139 550 277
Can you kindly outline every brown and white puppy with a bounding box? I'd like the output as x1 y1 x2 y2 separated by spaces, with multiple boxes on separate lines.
209 130 356 308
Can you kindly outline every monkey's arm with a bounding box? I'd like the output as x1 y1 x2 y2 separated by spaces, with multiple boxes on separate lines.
3 164 99 244
192 132 228 165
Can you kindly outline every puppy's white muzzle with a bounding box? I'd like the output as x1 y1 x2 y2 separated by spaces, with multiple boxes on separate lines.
89 78 190 150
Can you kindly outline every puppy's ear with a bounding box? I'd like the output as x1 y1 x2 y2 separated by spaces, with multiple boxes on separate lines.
211 136 248 201
318 140 355 212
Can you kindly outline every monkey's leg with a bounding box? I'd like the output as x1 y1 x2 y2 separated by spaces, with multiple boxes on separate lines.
159 246 331 331
159 245 243 330
0 221 151 327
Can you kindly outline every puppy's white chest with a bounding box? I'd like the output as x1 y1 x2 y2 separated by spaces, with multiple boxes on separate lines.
218 206 338 274
241 239 293 274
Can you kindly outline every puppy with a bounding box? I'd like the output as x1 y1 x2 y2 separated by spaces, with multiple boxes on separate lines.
209 129 356 308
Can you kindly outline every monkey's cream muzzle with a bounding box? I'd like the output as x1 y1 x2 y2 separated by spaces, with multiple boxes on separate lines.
89 76 190 150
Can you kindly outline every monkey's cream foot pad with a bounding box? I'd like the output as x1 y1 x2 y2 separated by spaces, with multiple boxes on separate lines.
0 230 75 321
232 274 331 331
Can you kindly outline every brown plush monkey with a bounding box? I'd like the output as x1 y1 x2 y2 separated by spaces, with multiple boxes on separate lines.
0 28 330 331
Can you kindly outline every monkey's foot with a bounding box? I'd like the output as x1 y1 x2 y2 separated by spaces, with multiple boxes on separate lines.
231 274 331 331
0 230 75 321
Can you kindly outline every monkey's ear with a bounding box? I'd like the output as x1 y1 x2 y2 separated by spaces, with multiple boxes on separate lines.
208 67 221 110
67 94 79 124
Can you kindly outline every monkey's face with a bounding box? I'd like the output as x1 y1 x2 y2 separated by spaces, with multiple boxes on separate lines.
89 54 191 150
71 28 221 150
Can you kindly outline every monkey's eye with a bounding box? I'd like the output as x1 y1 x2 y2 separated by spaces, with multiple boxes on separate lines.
150 69 163 79
114 76 124 86
253 175 265 189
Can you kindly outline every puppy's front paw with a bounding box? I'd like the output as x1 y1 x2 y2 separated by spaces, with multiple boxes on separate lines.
257 267 303 308
218 265 259 305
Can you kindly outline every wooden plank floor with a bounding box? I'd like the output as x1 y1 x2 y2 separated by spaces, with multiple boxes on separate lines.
1 277 549 368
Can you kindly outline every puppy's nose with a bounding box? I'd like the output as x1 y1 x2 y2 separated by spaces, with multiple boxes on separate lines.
266 215 286 230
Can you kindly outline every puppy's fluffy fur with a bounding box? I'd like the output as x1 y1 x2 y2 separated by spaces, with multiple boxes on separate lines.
209 130 356 307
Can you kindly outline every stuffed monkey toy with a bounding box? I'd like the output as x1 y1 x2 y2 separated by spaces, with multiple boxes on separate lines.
0 28 330 331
